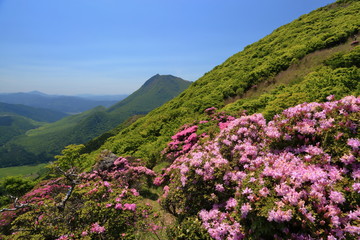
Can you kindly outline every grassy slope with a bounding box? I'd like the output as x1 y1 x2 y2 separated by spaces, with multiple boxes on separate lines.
0 115 43 145
0 163 47 179
87 0 359 167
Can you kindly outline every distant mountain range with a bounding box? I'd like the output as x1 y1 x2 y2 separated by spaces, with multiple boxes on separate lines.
0 102 68 123
0 91 128 114
0 74 191 167
0 102 69 147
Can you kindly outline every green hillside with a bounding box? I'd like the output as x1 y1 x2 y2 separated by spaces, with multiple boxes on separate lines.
0 75 191 167
0 102 68 123
0 102 68 146
84 0 360 168
0 115 42 146
108 74 192 115
1 1 360 239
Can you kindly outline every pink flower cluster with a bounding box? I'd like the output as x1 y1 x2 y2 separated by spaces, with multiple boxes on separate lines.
90 222 105 233
161 96 360 239
114 203 136 211
163 124 200 160
82 156 155 189
199 208 244 240
0 153 156 238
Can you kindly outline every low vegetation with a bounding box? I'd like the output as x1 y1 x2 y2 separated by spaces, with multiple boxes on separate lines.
0 0 359 239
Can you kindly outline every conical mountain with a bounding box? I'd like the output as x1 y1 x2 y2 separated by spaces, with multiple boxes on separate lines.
108 74 192 115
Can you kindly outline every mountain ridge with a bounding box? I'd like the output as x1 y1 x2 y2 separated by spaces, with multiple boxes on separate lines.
0 102 68 123
0 92 122 114
0 74 191 167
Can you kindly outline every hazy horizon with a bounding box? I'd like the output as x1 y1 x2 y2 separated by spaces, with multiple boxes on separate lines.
0 90 129 97
0 0 335 95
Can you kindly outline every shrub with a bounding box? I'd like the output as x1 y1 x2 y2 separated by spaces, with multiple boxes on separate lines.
159 96 360 239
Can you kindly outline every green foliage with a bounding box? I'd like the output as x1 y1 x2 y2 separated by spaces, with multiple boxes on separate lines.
166 217 212 240
0 176 35 197
324 45 360 68
223 45 360 119
54 144 88 170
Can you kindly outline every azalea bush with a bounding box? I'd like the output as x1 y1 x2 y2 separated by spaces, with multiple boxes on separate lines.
158 96 360 239
0 155 159 240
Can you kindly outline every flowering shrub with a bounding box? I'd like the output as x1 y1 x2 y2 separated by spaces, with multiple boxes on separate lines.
162 107 237 162
159 96 360 239
0 155 158 239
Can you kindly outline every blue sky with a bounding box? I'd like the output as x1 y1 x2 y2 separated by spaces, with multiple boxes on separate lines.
0 0 335 95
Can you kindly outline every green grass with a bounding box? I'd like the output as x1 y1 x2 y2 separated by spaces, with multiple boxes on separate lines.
0 163 47 179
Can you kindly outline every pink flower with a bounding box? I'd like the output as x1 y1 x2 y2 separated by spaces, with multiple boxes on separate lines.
241 203 252 218
347 138 360 150
340 154 356 165
103 181 111 187
115 203 123 209
326 95 335 101
123 203 136 211
242 187 253 195
226 198 237 210
90 222 105 233
56 236 69 240
268 209 293 222
329 191 345 204
352 183 360 193
259 187 270 197
153 176 164 186
215 184 225 192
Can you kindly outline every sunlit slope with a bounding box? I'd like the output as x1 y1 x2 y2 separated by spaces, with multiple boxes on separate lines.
94 0 360 164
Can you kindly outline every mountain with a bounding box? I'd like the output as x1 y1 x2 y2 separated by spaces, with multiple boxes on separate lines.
0 115 42 146
0 102 68 123
0 75 191 167
0 91 120 114
0 102 68 149
1 1 360 239
82 0 360 168
108 74 192 114
75 94 128 101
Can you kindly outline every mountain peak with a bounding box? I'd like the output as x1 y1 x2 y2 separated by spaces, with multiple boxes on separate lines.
145 74 175 83
107 74 191 113
28 90 48 96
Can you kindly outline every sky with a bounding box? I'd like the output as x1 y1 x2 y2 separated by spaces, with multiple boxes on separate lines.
0 0 335 95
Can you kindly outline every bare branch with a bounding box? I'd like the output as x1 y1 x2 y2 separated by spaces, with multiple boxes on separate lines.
57 185 74 211
0 197 30 212
55 167 80 211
